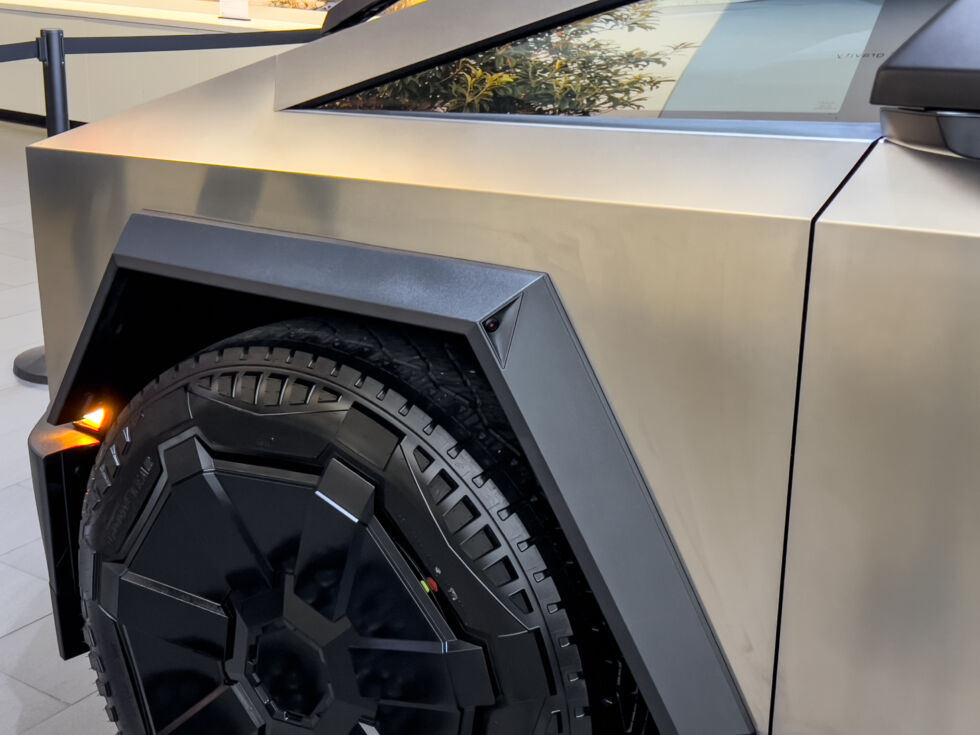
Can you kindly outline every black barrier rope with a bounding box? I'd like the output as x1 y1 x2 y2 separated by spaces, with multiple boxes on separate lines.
0 40 39 63
63 27 322 54
0 28 322 63
0 22 326 383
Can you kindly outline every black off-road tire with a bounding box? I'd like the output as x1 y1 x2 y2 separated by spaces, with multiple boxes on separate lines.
77 316 630 735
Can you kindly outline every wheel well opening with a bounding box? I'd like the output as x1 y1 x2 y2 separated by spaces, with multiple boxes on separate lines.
58 268 655 734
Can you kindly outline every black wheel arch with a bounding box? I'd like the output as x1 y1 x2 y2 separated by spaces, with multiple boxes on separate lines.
30 211 754 735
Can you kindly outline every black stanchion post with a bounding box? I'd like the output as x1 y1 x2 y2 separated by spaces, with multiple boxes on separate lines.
12 347 46 385
39 29 69 136
12 29 68 385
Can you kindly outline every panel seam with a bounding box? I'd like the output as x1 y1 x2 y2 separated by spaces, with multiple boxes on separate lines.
766 137 881 735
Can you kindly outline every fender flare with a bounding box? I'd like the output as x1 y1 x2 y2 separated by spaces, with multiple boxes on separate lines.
36 211 753 735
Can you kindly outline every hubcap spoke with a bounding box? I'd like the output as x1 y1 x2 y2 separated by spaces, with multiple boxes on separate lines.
158 437 275 593
294 458 380 622
158 684 261 735
351 638 495 711
293 482 366 621
177 471 275 591
101 563 229 659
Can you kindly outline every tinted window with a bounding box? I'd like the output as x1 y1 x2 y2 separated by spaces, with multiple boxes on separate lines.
320 0 949 122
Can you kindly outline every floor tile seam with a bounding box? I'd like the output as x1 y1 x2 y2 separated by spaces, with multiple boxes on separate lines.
0 558 46 580
22 693 106 735
0 557 47 583
1 669 81 708
0 550 47 582
0 612 56 643
0 537 44 559
0 473 36 489
0 613 53 644
0 304 42 321
0 307 42 325
0 250 35 263
0 476 35 491
0 550 44 573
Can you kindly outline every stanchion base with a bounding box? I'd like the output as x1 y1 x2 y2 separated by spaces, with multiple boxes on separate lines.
14 345 47 385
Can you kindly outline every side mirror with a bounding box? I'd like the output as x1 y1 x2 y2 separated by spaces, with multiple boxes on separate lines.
871 0 980 159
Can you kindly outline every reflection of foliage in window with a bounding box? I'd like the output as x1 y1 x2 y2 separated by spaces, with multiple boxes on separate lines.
380 0 430 15
326 0 694 116
266 0 327 9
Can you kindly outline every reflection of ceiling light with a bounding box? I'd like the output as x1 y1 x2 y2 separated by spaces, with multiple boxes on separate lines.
74 407 107 433
360 724 381 735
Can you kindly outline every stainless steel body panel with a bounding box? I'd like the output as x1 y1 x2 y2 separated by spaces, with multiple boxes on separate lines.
774 141 980 734
28 51 876 732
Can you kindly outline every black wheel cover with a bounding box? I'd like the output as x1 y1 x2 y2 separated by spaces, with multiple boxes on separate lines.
79 329 591 735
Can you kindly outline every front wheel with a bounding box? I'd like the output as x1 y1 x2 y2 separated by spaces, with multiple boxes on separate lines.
78 317 596 735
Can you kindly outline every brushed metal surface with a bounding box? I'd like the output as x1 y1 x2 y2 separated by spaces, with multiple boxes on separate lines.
28 52 875 732
774 141 980 735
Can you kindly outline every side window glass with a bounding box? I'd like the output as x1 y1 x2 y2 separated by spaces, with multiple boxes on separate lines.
324 0 693 116
319 0 946 123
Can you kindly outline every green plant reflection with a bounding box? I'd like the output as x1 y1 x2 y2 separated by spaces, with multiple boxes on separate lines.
325 0 694 116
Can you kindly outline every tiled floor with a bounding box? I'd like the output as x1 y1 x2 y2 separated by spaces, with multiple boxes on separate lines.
0 121 114 734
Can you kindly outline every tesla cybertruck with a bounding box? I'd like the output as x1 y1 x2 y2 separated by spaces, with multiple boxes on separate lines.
24 0 980 733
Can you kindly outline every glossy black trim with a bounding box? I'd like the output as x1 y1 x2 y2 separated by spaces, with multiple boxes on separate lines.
871 0 980 112
881 107 980 159
28 420 100 660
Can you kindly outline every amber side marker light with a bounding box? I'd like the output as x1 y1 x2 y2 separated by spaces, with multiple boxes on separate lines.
74 407 108 434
